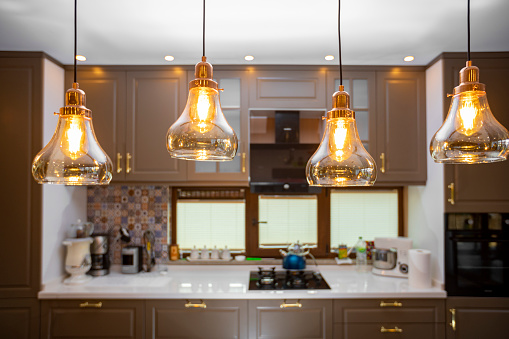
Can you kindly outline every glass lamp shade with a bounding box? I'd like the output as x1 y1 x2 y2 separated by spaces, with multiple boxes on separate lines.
166 57 238 161
306 87 376 186
430 62 509 164
32 83 113 185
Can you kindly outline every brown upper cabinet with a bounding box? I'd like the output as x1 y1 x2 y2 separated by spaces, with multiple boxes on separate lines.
66 68 188 182
440 53 509 212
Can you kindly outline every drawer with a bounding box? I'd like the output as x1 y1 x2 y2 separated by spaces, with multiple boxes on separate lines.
334 323 445 339
41 300 144 339
334 299 445 323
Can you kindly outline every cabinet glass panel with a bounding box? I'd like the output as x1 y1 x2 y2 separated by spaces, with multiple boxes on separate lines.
352 79 368 109
334 79 350 94
219 78 241 108
195 161 216 173
356 110 369 141
219 154 241 173
219 109 242 173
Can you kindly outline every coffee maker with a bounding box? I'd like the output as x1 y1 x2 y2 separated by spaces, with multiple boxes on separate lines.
89 234 110 276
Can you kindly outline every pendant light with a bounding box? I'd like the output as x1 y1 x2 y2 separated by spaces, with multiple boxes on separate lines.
166 0 238 161
32 0 112 185
306 0 376 187
430 0 509 164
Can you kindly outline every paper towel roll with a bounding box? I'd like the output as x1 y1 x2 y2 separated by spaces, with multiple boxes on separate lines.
408 249 432 289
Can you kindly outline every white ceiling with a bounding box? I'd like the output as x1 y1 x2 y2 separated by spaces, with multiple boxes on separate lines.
1 0 508 66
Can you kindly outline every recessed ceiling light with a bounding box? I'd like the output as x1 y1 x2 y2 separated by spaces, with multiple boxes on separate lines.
164 55 175 61
404 56 415 62
325 55 335 61
244 55 254 61
75 55 86 61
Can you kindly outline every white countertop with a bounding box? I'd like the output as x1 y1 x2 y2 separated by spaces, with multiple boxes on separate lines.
39 265 446 299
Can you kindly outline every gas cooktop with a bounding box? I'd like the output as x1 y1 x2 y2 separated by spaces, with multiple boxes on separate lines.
248 267 331 290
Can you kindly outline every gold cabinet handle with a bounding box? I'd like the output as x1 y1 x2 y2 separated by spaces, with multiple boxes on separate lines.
448 183 455 205
280 300 302 308
126 153 132 174
79 301 102 308
185 300 207 309
380 153 386 173
241 152 246 173
380 301 402 307
380 326 403 333
116 153 123 173
449 308 456 331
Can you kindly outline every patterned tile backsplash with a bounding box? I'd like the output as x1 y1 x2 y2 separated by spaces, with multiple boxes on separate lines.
87 185 169 265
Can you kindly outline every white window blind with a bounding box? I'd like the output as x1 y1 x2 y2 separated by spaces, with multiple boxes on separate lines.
177 200 245 250
330 190 398 247
258 195 317 247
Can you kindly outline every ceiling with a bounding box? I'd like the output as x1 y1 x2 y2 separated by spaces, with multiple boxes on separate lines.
1 0 508 66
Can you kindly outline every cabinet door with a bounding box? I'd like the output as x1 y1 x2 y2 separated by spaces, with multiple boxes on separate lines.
376 70 427 184
126 71 187 181
248 299 332 339
66 69 127 180
0 56 42 298
249 70 327 109
446 297 509 339
146 299 247 339
40 299 144 339
188 71 249 183
443 56 509 212
326 71 377 158
0 298 40 339
334 323 445 339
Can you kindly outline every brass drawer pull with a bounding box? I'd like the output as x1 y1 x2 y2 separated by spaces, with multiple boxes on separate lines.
185 300 207 309
380 153 386 173
126 152 132 174
380 301 402 307
449 308 456 331
116 153 123 173
79 301 102 308
241 152 246 173
448 183 455 205
380 326 403 333
280 300 302 308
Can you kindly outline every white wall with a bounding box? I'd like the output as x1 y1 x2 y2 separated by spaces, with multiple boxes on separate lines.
41 58 87 284
407 59 445 284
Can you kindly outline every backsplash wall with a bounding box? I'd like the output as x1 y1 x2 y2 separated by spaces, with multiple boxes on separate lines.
87 185 170 265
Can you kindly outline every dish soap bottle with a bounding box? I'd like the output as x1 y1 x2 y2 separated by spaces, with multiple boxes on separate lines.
355 237 369 272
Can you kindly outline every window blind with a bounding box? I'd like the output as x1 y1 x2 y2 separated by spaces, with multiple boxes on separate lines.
258 195 317 247
330 190 398 247
177 200 245 250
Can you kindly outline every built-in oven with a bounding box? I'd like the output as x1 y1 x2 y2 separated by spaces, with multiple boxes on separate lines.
445 213 509 297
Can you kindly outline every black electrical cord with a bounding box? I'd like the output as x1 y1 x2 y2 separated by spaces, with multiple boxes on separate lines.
203 0 206 57
467 0 471 61
74 0 77 83
338 0 343 87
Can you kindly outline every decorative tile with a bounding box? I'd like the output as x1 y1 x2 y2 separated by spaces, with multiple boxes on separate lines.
87 185 170 265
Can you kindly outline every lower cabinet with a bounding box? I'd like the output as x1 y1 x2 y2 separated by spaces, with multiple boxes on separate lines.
248 299 333 339
40 299 144 339
146 299 247 339
0 298 40 339
333 299 445 339
446 297 509 339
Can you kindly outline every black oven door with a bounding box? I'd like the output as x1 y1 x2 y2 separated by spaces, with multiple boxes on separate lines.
445 231 509 296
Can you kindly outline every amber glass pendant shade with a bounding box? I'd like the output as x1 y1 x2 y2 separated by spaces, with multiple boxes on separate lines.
306 87 376 186
32 83 113 185
430 62 509 163
166 57 238 161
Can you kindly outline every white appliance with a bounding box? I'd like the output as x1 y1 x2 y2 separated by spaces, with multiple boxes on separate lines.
372 237 413 278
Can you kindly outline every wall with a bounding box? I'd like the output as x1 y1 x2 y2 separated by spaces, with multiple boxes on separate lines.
41 58 87 284
407 59 445 284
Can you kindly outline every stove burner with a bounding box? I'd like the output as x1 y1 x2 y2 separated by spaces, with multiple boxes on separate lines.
257 267 277 287
249 268 331 290
286 270 308 288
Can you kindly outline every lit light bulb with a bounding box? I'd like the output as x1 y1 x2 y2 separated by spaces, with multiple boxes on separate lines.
455 92 482 136
61 115 87 160
330 118 353 161
190 87 215 133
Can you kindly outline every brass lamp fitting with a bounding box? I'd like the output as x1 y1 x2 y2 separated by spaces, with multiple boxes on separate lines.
454 60 486 95
189 56 218 90
59 82 91 118
327 85 355 119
